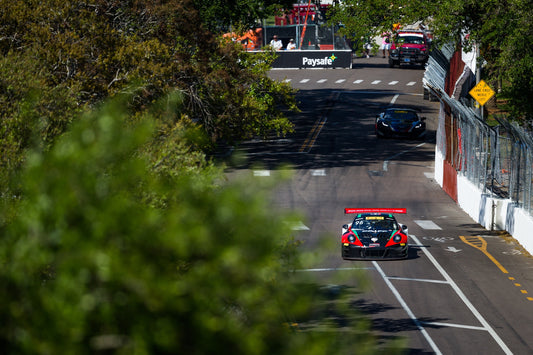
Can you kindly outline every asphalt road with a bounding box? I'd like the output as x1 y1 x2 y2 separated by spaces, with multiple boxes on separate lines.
225 56 533 354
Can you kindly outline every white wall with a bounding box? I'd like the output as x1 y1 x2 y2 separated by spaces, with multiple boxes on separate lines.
435 164 533 254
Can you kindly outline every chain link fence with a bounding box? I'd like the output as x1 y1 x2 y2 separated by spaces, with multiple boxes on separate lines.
425 44 533 216
263 24 351 50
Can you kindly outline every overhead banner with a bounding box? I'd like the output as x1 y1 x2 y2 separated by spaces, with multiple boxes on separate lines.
271 50 352 69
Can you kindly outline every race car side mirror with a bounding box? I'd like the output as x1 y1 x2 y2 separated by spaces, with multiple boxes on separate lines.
342 224 349 229
421 117 427 121
401 224 408 231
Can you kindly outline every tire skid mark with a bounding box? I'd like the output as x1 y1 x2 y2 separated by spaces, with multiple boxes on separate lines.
298 91 339 153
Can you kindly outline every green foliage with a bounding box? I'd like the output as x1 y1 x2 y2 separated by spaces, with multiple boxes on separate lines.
0 100 387 354
192 0 294 32
328 0 435 42
0 50 82 192
329 0 533 120
195 42 297 143
428 0 533 120
0 0 297 185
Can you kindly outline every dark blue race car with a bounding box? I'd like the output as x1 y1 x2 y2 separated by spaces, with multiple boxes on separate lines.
375 108 426 139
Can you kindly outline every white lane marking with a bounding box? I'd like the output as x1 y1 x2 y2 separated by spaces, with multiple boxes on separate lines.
388 81 399 85
353 79 364 84
407 81 416 86
317 79 327 83
409 234 513 354
383 142 425 171
245 138 293 144
283 79 292 83
296 267 375 272
390 94 399 105
335 79 346 83
253 170 270 176
414 220 442 230
300 79 310 83
420 322 487 331
445 246 462 253
425 237 454 243
502 250 521 255
372 260 443 355
371 80 381 85
334 90 423 96
424 172 434 179
291 221 310 230
387 276 449 284
311 169 326 176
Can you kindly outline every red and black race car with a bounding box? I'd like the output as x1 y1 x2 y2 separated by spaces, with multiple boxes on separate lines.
341 208 409 260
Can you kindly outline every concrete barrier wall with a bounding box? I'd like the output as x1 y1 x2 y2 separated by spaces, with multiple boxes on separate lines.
434 147 444 187
435 154 533 254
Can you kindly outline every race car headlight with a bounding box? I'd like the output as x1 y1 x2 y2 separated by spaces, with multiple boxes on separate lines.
393 234 402 243
348 235 356 243
414 123 423 129
380 121 389 127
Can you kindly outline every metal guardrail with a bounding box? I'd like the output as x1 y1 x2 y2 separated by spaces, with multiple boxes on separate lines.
424 45 533 215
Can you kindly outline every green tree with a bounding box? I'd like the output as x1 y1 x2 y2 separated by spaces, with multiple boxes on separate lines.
0 99 393 354
329 0 533 120
328 0 435 42
192 0 294 32
0 0 297 186
428 0 533 119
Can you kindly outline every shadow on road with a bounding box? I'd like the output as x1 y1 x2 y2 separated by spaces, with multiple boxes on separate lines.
220 87 438 172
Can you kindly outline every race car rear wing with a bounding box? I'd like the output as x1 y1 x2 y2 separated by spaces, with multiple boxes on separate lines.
344 208 407 214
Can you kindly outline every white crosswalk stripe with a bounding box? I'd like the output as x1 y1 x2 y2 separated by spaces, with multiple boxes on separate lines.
283 78 418 86
311 169 326 176
253 170 270 177
414 220 442 230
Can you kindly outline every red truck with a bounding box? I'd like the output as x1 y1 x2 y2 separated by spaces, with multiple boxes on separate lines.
388 30 431 68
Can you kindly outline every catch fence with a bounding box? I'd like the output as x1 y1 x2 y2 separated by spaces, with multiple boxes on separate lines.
425 44 533 216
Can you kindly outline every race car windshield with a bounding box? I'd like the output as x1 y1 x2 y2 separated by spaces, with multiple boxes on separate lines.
385 110 418 122
352 217 398 230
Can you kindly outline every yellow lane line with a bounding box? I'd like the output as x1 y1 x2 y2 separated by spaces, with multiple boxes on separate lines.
461 236 533 302
298 92 339 153
299 118 325 153
460 236 509 274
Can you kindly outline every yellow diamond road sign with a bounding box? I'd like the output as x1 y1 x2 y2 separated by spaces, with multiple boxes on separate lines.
469 80 495 106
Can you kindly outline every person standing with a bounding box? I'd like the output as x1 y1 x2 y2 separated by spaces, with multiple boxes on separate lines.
363 36 372 58
270 35 283 50
381 32 391 58
286 38 296 50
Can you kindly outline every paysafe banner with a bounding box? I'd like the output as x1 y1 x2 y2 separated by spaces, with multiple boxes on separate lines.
271 50 352 69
